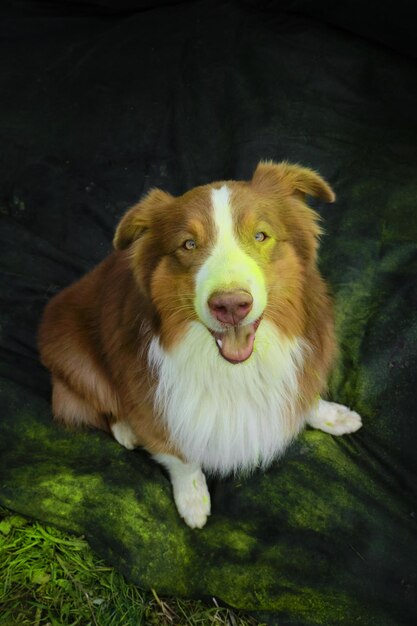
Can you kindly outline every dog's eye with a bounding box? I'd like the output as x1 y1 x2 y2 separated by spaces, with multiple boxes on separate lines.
183 239 196 250
254 232 268 242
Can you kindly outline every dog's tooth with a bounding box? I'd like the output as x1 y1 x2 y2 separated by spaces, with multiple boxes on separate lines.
216 338 223 349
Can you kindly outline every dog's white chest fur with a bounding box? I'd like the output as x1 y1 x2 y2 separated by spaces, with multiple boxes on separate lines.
148 320 305 475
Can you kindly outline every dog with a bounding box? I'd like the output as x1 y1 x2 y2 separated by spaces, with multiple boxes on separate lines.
38 161 362 528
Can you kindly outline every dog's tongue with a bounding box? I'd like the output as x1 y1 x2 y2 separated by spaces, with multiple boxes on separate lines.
214 323 256 363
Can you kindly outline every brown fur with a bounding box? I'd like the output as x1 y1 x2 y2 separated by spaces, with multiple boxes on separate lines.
38 161 337 457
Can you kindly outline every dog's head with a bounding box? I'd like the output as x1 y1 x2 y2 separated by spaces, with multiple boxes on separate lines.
114 161 335 362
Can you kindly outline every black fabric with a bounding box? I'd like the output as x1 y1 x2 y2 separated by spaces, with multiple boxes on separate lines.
4 0 190 17
1 1 417 624
7 0 417 56
242 0 417 58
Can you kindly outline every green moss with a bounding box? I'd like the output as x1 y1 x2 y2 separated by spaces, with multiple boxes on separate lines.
203 559 277 609
381 185 417 243
203 520 258 556
39 473 87 510
330 261 378 405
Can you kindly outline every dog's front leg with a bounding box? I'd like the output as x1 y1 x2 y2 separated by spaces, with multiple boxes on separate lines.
153 453 211 529
306 399 362 435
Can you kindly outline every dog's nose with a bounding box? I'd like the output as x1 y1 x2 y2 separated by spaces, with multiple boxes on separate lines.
208 290 253 325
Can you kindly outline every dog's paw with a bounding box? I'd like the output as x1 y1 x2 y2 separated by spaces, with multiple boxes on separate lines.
307 400 362 436
152 453 211 528
172 469 211 529
111 421 137 450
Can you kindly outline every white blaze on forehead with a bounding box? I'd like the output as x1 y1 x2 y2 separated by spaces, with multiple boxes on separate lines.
194 184 267 330
211 185 234 241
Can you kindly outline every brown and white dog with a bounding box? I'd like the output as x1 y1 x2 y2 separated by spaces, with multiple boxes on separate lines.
38 161 362 528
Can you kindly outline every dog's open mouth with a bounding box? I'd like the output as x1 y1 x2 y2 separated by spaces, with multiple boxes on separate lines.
210 317 262 364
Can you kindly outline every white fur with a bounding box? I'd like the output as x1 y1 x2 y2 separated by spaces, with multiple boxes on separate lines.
111 421 137 450
194 185 267 331
148 320 306 475
153 453 210 528
306 399 362 435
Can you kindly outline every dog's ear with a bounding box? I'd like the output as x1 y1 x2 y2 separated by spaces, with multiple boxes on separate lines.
113 188 173 250
252 161 334 265
251 160 335 203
